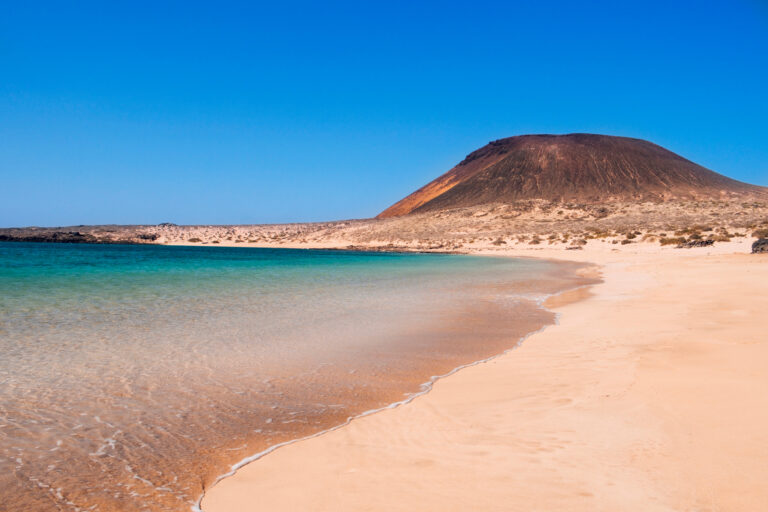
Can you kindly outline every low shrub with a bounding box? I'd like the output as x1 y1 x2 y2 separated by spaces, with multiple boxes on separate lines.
659 237 687 246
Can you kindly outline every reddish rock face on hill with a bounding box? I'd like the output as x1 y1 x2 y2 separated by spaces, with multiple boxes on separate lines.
377 134 767 218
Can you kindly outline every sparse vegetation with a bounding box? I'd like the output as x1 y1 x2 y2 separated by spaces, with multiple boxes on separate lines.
4 195 766 252
660 237 687 246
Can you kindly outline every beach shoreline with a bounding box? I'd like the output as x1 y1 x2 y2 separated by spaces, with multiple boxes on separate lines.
0 242 594 512
201 240 768 512
192 256 599 512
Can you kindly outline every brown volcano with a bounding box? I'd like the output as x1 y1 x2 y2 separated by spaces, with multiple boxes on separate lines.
377 134 766 218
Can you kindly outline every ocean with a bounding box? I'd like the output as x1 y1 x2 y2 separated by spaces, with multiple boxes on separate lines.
0 242 587 511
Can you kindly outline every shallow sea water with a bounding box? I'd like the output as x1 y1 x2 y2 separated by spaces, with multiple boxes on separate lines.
0 242 588 511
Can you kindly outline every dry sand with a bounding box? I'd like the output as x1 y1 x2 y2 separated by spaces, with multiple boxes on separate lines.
201 240 768 512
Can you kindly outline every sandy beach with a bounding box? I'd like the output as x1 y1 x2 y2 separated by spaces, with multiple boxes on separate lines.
202 240 768 511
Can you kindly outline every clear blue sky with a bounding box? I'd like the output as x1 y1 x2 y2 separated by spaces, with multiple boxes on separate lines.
2 1 767 226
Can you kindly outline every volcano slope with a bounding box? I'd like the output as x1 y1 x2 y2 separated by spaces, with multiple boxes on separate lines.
377 134 766 219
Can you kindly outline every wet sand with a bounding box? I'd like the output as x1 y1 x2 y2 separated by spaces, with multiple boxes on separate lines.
1 244 596 512
202 241 768 512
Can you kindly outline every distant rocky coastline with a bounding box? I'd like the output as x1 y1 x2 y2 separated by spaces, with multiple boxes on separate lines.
0 229 157 245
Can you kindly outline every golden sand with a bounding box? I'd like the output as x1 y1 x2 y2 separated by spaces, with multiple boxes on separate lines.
202 240 768 512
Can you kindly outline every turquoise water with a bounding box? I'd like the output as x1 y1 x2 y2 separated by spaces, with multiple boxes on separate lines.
0 242 580 512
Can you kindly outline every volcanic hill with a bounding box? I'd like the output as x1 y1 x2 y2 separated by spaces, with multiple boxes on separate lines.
378 134 766 218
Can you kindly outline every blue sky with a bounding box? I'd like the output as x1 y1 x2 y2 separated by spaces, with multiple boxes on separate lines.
1 1 767 226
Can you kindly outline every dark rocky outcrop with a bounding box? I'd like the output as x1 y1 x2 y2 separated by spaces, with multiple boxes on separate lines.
753 239 768 253
0 229 155 245
677 239 715 249
0 231 98 244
